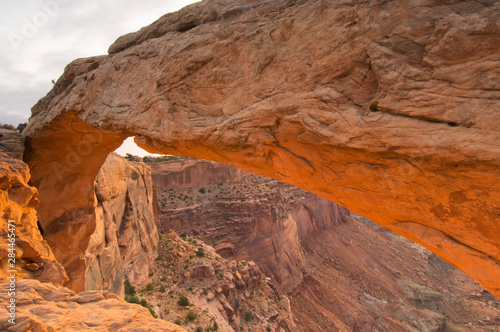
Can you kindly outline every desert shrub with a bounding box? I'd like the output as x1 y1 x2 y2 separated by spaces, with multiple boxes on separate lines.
196 247 205 258
0 123 15 130
245 311 255 321
199 188 206 194
159 285 166 293
125 295 140 304
145 283 154 291
124 280 136 296
16 122 27 133
185 310 197 322
177 295 190 306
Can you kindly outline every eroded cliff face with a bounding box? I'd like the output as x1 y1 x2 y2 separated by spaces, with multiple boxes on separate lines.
152 158 242 189
153 158 500 331
24 0 500 296
153 159 349 290
85 153 159 295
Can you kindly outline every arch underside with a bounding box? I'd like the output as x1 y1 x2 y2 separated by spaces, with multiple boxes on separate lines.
24 0 500 296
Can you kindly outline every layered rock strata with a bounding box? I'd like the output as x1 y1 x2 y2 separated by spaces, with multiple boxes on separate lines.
24 0 500 296
153 158 500 330
152 159 349 290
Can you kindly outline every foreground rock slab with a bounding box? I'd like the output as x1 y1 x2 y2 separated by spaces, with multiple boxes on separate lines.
24 0 500 296
0 279 186 332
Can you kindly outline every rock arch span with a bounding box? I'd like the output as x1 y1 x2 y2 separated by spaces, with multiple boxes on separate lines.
24 0 500 296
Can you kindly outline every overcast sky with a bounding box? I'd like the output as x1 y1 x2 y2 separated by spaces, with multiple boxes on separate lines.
0 0 199 156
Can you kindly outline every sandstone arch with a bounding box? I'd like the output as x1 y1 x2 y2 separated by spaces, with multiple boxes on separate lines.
24 0 500 296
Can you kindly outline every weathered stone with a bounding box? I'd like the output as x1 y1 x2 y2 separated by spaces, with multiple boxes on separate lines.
86 153 159 295
0 279 186 332
24 0 500 296
0 152 67 285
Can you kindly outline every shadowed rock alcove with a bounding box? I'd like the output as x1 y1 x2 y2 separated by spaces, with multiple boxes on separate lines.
24 0 500 296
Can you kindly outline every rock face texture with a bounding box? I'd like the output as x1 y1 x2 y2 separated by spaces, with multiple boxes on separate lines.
154 158 500 331
153 158 349 289
152 158 242 189
0 133 66 285
0 129 24 160
85 153 159 295
24 0 500 296
0 279 186 332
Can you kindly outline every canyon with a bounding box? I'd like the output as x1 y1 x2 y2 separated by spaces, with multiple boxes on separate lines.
22 0 500 297
152 157 500 331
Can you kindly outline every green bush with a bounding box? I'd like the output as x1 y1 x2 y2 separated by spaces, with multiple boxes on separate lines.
159 285 166 293
16 122 27 133
125 295 140 304
124 280 136 296
145 283 154 291
0 123 15 130
196 247 205 258
245 311 255 321
177 295 190 307
185 310 197 322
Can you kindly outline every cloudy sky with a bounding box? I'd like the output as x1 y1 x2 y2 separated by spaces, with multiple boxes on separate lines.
0 0 199 156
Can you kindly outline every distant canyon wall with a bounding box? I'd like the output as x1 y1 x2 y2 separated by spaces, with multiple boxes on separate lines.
152 158 350 291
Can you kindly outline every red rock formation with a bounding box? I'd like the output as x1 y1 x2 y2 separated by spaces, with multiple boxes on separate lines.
141 230 296 331
0 132 66 285
151 158 242 189
24 0 500 296
0 144 184 331
86 153 159 295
